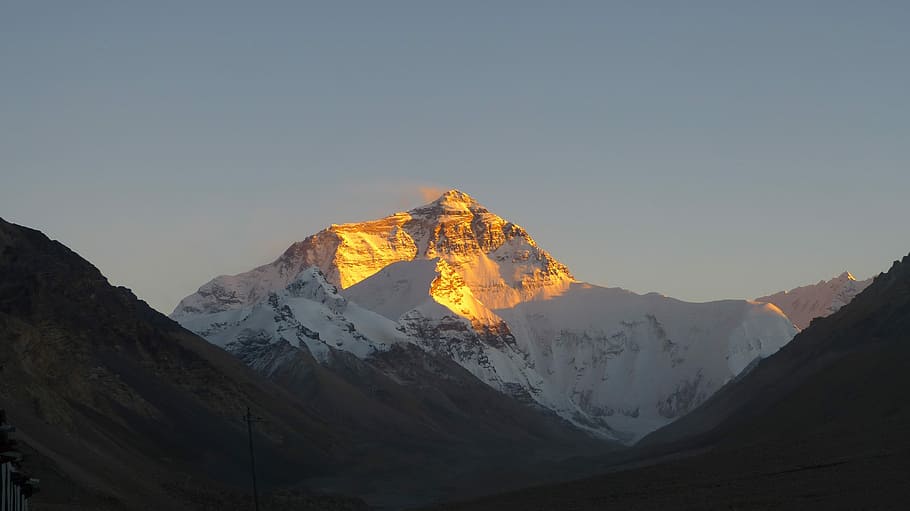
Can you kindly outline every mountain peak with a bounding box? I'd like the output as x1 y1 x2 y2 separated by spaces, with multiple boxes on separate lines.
411 189 483 215
756 270 873 330
838 271 857 281
432 189 477 205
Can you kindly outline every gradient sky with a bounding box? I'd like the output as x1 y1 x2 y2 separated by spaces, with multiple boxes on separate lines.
2 1 909 314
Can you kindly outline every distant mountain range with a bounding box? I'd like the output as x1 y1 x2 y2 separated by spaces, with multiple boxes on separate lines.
174 190 797 442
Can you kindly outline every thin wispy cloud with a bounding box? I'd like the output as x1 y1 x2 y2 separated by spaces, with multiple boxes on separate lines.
387 184 451 211
418 186 448 203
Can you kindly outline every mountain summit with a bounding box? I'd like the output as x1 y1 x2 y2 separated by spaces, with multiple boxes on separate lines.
423 188 480 209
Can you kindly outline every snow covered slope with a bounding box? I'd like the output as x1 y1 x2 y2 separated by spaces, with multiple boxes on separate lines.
173 189 798 443
346 264 796 442
755 272 872 330
177 267 408 363
496 285 795 441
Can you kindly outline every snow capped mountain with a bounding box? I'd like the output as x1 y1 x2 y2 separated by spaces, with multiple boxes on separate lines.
172 190 573 321
173 190 797 443
755 271 873 330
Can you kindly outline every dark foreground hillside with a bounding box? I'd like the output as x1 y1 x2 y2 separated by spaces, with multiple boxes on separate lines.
429 254 910 510
0 218 367 510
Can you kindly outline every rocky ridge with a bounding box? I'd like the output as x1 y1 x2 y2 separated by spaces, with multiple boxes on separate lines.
756 271 873 329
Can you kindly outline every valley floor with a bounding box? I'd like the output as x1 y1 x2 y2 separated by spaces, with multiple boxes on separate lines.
425 445 910 510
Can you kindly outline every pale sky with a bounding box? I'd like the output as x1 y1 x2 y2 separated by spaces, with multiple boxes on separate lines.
2 1 908 313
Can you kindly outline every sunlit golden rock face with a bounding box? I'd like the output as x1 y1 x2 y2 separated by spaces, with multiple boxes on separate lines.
428 258 509 332
174 190 575 331
279 190 574 316
278 218 416 290
407 191 574 309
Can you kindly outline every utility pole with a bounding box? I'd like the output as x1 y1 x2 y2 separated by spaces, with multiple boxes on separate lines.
244 407 264 511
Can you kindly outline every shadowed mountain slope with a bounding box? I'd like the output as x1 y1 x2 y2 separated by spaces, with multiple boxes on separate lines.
0 217 365 510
